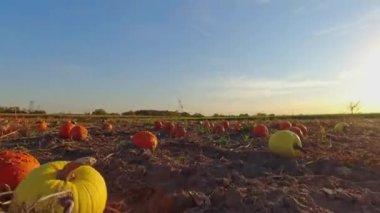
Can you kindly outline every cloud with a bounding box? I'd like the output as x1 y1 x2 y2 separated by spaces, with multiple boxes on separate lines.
195 75 339 103
314 6 380 37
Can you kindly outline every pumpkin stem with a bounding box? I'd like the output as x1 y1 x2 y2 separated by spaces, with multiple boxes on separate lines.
26 189 72 213
59 196 74 213
293 144 306 153
57 157 97 181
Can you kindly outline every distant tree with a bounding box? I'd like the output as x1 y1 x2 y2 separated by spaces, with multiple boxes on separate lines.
0 106 27 113
257 113 267 117
239 113 249 117
31 110 46 114
122 111 135 116
192 113 204 117
180 112 191 117
348 101 360 114
268 113 276 119
92 109 108 115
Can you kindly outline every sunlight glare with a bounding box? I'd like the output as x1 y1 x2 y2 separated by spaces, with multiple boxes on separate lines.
350 42 380 111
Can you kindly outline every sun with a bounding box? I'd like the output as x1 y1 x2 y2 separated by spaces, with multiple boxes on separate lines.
349 42 380 112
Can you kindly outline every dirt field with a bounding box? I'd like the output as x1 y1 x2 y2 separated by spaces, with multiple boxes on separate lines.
1 117 380 212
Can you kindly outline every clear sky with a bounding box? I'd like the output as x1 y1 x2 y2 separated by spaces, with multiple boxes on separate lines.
1 0 380 115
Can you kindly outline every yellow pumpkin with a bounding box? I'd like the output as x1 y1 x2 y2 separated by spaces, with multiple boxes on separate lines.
9 157 107 213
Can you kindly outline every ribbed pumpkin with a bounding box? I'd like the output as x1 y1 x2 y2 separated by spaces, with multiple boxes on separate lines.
0 151 40 189
59 121 76 139
289 126 304 138
295 123 308 135
69 125 88 141
9 157 107 213
132 131 158 151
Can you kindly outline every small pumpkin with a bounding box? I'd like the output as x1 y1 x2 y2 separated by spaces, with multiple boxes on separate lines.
102 121 113 133
295 123 308 135
231 122 242 133
59 121 76 139
213 124 225 135
9 157 107 213
171 125 187 138
253 123 269 137
202 121 211 129
162 122 175 135
289 126 304 138
154 121 163 131
221 121 229 130
334 122 349 133
0 150 40 189
278 121 292 130
69 125 88 141
36 120 48 133
132 131 158 151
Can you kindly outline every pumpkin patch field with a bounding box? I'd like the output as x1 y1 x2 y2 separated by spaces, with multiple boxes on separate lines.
0 115 380 212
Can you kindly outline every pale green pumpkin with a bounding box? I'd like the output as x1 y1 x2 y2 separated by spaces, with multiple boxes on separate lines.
334 122 349 133
268 130 305 158
9 157 107 213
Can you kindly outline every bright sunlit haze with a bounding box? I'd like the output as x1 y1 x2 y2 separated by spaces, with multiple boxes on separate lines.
1 0 380 115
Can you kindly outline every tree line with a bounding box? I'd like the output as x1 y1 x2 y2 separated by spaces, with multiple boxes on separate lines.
0 106 46 114
92 109 194 117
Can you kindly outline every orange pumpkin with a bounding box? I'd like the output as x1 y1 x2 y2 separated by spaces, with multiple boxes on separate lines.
253 123 269 137
102 122 113 132
162 121 175 135
154 121 163 130
59 121 76 139
213 124 225 135
231 122 242 133
132 131 158 151
70 125 88 141
202 121 211 129
36 120 48 132
278 121 292 130
289 126 304 138
221 121 229 130
171 125 187 138
295 123 308 135
0 151 40 189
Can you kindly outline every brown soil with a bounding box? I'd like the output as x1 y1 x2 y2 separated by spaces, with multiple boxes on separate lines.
1 117 380 213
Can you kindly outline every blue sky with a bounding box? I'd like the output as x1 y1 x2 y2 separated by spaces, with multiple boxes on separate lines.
1 0 380 115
